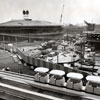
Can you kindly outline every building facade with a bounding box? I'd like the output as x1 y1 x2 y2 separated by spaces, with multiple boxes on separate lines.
84 21 100 49
0 19 63 42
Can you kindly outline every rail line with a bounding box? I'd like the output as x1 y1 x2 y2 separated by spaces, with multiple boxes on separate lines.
0 70 35 84
0 70 100 100
0 82 64 100
0 70 66 100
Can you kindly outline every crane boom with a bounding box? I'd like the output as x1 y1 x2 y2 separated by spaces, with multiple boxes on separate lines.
60 4 64 24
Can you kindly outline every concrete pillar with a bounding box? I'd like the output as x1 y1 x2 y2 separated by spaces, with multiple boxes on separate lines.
28 37 31 43
15 36 18 42
3 35 5 41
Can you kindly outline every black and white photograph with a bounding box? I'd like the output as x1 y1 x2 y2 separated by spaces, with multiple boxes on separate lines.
0 0 100 100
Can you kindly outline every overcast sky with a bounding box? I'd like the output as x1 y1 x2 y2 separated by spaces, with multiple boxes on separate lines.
0 0 100 25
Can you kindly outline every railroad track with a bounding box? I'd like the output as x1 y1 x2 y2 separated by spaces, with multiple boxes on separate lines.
0 70 100 100
0 70 35 84
0 70 65 100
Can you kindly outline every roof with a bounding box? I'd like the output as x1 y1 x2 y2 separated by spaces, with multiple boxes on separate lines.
49 70 65 76
0 19 61 27
67 72 83 80
86 75 100 83
34 67 49 73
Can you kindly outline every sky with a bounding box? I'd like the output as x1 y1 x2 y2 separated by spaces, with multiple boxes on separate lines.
0 0 100 25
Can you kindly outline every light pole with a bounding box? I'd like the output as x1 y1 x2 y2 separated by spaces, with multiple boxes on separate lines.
92 52 95 75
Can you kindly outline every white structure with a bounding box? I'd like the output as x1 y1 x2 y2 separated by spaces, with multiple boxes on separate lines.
86 75 100 95
49 70 66 86
34 67 49 83
67 72 83 90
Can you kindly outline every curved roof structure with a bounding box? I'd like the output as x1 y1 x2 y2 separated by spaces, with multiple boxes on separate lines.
0 19 60 27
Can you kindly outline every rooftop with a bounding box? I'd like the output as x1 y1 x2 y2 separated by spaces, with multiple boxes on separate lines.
0 19 61 27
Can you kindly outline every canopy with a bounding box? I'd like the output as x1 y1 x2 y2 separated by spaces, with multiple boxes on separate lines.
67 72 83 80
49 70 65 76
34 67 49 73
86 75 100 84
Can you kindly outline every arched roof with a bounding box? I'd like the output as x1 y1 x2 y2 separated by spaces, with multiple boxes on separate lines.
0 19 61 27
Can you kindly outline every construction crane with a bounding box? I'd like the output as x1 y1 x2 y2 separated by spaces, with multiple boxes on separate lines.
60 4 64 24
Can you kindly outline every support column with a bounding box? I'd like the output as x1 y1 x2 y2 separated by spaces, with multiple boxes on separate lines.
15 36 18 42
28 37 31 43
3 35 5 41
